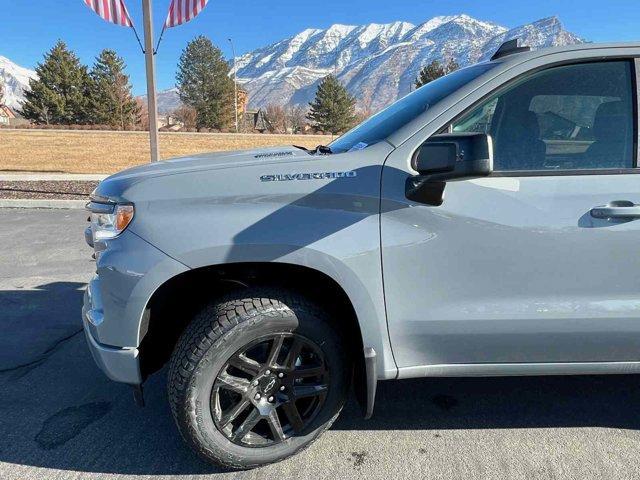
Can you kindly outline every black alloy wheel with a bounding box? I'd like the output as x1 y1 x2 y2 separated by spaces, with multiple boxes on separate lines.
211 333 329 447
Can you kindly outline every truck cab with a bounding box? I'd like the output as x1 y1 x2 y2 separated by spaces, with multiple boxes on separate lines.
83 41 640 469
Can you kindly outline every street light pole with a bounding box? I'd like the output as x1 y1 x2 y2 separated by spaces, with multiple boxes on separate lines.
142 0 160 162
228 38 239 133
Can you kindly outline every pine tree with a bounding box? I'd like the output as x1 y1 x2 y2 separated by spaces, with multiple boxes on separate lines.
20 41 91 124
176 36 235 131
415 60 445 89
444 58 459 75
414 58 459 89
307 75 356 135
88 49 139 129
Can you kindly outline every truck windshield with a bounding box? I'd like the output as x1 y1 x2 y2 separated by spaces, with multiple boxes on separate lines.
329 63 497 153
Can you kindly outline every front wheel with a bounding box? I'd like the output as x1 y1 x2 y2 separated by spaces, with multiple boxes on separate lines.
167 290 350 469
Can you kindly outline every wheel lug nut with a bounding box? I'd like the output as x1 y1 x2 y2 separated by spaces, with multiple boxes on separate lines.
265 370 271 375
278 373 284 378
255 393 261 400
280 386 285 391
268 396 274 402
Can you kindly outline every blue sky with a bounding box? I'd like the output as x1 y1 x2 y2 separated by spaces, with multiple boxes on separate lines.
2 0 639 95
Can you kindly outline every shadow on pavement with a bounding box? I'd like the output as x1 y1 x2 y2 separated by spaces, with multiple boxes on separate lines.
0 281 85 371
336 374 640 431
2 283 640 476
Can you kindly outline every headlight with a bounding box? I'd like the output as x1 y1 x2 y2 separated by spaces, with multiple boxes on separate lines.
87 202 135 241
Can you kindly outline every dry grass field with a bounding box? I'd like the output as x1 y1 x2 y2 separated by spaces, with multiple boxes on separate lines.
0 129 334 174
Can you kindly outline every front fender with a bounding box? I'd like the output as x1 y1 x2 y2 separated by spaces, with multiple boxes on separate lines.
170 242 397 380
125 144 398 378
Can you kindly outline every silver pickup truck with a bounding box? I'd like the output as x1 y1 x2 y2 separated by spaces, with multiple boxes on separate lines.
83 40 640 469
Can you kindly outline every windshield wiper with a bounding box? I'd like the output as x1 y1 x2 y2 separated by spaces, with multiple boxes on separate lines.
313 145 333 155
293 144 333 155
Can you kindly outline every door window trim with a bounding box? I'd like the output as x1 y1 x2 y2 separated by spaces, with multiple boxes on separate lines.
438 57 640 177
635 57 640 166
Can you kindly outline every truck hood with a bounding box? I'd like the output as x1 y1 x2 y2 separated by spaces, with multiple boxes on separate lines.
110 146 315 181
94 145 318 201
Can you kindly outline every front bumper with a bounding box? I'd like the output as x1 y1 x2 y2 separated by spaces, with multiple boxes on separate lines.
83 285 142 385
80 221 188 386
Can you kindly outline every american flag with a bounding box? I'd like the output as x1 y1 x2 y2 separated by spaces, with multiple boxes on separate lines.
83 0 134 27
165 0 210 28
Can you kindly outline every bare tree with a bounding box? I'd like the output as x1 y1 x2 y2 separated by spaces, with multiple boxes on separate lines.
265 104 287 133
286 105 307 134
135 98 149 130
246 104 309 134
172 105 198 130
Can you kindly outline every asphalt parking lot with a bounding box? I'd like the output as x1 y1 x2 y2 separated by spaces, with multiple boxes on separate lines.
2 208 640 480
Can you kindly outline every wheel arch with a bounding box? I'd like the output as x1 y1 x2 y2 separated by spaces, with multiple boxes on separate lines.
137 261 389 402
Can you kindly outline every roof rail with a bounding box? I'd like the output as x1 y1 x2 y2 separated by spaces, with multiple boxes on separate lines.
490 39 531 61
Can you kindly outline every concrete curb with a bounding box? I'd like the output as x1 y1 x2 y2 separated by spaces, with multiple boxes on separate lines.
0 199 87 209
0 173 107 181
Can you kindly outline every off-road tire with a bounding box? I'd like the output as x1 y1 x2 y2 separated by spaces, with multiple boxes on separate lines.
167 289 351 470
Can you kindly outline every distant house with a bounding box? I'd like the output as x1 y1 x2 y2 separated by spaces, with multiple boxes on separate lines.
0 105 16 125
157 114 184 131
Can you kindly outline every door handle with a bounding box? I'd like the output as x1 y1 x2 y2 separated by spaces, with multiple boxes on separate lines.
590 200 640 219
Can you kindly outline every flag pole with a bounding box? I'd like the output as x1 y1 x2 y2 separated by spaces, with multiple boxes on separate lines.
142 0 160 162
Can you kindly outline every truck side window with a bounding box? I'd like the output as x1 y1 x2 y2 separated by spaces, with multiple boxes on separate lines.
452 61 636 172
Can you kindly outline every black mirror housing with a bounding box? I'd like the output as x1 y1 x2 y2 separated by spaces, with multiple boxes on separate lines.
412 133 493 182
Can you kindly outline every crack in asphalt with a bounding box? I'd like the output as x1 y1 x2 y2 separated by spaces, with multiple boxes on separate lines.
0 328 83 374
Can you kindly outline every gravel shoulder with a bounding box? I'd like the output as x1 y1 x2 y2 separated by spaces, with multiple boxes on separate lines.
0 180 97 200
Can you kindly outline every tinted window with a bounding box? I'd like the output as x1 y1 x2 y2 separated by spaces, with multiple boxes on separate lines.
329 63 497 154
452 61 636 171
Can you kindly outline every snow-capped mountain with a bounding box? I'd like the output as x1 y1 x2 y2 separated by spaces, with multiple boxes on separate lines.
0 55 36 110
4 14 584 115
155 87 181 113
237 15 584 111
478 16 585 60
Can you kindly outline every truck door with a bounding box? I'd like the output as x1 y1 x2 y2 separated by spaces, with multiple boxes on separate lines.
382 59 640 370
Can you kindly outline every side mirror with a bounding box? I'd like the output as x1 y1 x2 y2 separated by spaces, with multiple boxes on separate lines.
413 132 493 182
